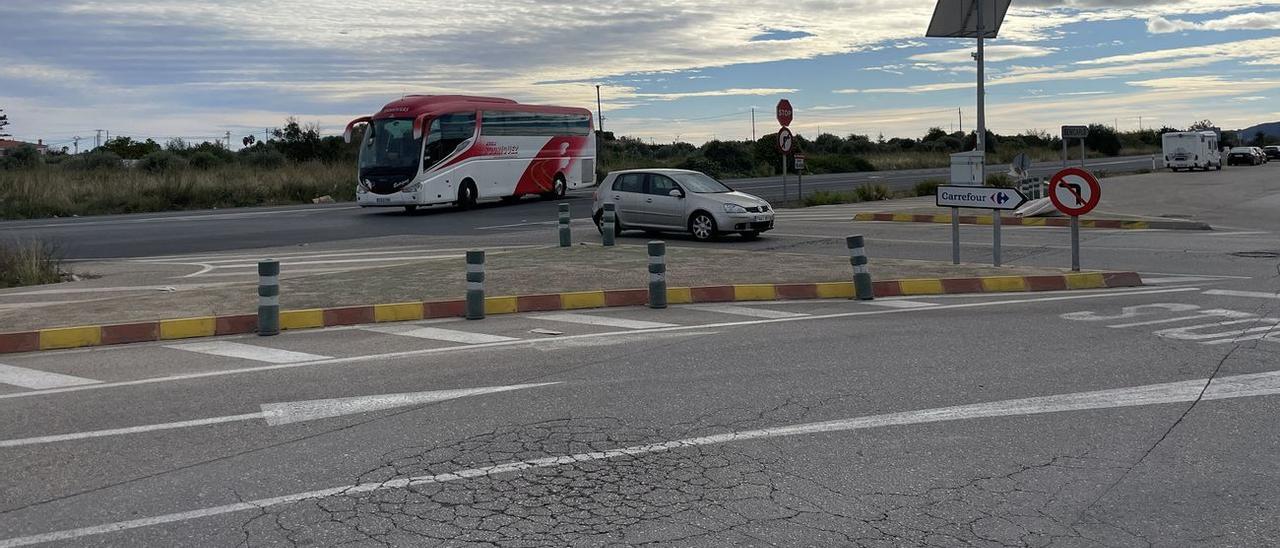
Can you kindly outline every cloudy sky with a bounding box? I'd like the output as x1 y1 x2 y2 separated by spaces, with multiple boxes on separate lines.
2 0 1279 149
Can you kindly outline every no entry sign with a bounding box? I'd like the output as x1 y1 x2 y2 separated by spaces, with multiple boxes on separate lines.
1049 167 1101 216
776 99 793 127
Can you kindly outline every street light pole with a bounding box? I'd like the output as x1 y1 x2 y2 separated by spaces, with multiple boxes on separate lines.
596 85 603 133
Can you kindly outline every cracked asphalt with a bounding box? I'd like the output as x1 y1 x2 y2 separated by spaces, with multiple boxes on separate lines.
1 167 1278 547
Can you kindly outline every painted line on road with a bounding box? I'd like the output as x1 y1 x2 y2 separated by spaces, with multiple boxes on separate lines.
1142 276 1236 285
0 383 556 448
4 366 1275 547
1107 310 1256 329
687 304 809 319
860 299 939 309
1204 289 1280 300
534 313 678 330
0 287 1201 402
362 325 519 344
164 342 330 364
0 364 100 390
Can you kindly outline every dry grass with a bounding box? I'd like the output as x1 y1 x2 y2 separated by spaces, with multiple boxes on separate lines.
0 162 354 219
0 240 67 288
862 146 1159 171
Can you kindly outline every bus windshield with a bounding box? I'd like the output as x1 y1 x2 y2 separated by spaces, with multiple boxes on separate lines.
359 118 421 178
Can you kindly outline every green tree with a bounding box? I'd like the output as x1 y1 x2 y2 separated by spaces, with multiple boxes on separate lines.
100 136 161 159
0 108 10 137
1084 124 1122 156
1188 119 1215 131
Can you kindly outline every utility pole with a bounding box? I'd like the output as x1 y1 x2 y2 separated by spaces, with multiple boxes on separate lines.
595 85 604 133
225 131 231 149
751 107 756 141
958 108 963 136
1139 116 1144 132
265 128 270 143
72 136 81 154
94 129 103 149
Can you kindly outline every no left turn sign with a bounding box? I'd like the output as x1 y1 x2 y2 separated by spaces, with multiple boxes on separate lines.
1049 167 1101 217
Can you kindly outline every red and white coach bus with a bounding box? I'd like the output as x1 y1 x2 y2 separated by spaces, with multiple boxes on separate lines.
344 95 597 212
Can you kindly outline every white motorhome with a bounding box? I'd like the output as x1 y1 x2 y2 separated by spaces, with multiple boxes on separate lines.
1162 131 1221 171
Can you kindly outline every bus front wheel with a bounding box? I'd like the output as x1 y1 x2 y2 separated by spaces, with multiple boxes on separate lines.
541 176 567 200
456 181 478 210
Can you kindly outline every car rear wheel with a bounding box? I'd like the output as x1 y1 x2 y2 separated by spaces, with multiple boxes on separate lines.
689 212 718 241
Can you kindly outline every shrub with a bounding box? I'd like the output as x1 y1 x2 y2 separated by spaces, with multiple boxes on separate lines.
675 156 723 178
985 173 1016 188
3 145 42 170
0 240 67 288
803 190 860 207
188 151 224 170
913 179 943 196
805 154 875 174
241 148 287 169
62 151 124 171
139 151 188 173
854 184 891 202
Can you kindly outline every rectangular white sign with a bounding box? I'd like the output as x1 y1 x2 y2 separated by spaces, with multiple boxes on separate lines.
936 186 1027 210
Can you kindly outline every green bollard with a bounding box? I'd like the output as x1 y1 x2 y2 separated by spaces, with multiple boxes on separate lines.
466 250 485 320
602 202 616 247
558 203 571 247
847 236 875 301
258 259 280 336
648 241 667 309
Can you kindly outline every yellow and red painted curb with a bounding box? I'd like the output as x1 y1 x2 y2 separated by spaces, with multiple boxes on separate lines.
853 212 1210 231
0 272 1143 355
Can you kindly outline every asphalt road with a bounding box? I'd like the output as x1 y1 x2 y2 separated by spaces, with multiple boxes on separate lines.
0 155 1157 259
1 156 1278 547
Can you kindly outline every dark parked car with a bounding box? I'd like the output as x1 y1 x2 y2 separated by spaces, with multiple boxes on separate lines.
1264 146 1280 160
1227 147 1262 166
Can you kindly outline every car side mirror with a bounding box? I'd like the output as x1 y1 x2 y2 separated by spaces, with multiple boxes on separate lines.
669 189 685 198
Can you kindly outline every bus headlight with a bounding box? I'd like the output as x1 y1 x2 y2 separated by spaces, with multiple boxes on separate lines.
356 183 369 194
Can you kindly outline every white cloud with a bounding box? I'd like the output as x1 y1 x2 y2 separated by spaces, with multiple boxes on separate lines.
909 45 1058 64
1148 10 1280 33
632 88 799 101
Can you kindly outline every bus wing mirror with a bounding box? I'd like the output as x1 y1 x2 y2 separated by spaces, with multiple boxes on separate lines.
343 116 371 144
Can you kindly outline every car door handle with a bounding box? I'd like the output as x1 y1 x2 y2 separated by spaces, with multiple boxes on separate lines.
645 198 653 203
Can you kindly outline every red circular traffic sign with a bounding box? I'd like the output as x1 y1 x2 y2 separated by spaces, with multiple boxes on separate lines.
1049 167 1101 216
777 127 794 154
776 99 793 127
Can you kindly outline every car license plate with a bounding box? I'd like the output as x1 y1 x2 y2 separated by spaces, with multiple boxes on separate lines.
754 215 767 222
376 197 391 203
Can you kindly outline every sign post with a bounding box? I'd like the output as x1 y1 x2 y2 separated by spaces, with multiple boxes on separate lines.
936 186 1028 267
794 153 806 200
777 126 794 203
777 100 793 204
1061 125 1089 169
1048 167 1102 271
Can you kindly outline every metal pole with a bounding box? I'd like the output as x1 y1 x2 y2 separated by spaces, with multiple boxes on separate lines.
596 85 603 133
798 162 803 201
951 207 961 265
1071 216 1081 272
558 203 571 247
847 235 875 301
1080 138 1086 169
257 259 280 336
648 241 667 309
993 209 1002 267
602 202 616 247
751 108 756 141
782 155 788 204
466 250 485 320
1062 136 1068 169
975 0 986 186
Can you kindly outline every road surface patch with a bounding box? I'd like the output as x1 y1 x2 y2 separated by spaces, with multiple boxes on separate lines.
164 341 331 364
0 363 100 389
8 366 1276 547
0 272 1144 355
853 212 1210 230
361 325 519 344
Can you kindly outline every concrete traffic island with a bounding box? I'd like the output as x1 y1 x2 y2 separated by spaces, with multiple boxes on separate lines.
0 244 1143 353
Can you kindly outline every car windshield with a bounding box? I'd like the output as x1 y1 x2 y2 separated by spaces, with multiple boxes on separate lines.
670 172 732 193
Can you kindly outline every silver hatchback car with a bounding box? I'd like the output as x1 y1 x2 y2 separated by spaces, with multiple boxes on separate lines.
592 169 775 240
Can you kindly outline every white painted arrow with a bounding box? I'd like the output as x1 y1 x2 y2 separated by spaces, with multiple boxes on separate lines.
0 383 557 448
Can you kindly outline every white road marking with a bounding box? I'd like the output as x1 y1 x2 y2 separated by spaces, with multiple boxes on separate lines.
1108 309 1256 329
164 342 330 364
1153 318 1280 342
0 287 1201 402
861 299 939 309
6 368 1278 547
1205 289 1280 300
1196 231 1271 237
1141 276 1231 285
0 383 556 449
0 284 236 297
0 364 100 390
689 304 809 318
363 326 518 344
535 313 678 329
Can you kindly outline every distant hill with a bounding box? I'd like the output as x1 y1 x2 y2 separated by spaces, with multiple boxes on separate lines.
1237 121 1280 139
